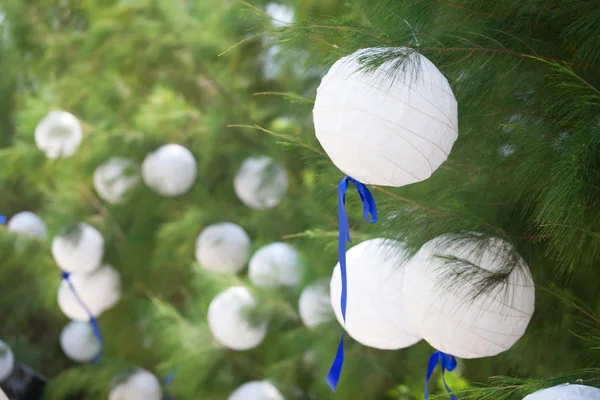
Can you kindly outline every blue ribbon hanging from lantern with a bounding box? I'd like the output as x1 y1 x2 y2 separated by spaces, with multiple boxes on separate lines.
0 215 6 224
164 370 177 400
424 350 457 400
326 177 378 391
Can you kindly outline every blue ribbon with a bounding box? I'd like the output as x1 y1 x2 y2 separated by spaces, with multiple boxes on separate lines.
61 272 104 364
164 370 177 400
424 351 457 400
326 177 378 391
0 215 6 224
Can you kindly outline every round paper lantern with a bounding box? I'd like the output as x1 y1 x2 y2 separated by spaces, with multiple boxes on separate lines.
109 370 162 400
7 211 47 238
59 321 101 363
265 2 294 28
330 238 421 350
229 381 284 400
195 222 251 274
207 286 267 351
248 242 301 288
313 47 458 187
523 384 600 399
402 235 535 359
298 282 333 328
142 144 197 197
93 158 139 204
35 111 83 159
0 340 14 382
51 223 104 275
58 265 121 321
233 156 288 210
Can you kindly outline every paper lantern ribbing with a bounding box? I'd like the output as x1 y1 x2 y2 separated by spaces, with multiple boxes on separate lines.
35 111 83 159
59 321 101 363
7 211 47 238
330 238 421 350
51 223 104 275
313 47 458 187
93 158 139 204
402 235 535 359
109 370 162 400
298 282 333 328
523 384 600 399
233 156 288 210
228 381 285 400
0 340 14 382
207 286 267 351
248 242 301 288
195 222 251 274
142 144 197 197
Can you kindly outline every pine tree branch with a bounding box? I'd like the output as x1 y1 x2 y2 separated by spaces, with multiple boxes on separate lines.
228 124 326 156
253 92 314 104
433 0 499 18
539 286 600 325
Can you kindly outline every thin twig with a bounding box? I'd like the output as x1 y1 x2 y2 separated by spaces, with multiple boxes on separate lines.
228 124 326 155
539 286 600 325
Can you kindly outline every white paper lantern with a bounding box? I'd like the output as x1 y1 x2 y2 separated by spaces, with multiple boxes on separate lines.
93 158 139 204
207 286 267 351
0 340 14 382
402 235 535 359
248 242 301 288
265 3 294 28
298 282 333 328
58 265 121 321
142 144 197 197
313 47 458 187
523 384 600 399
233 156 288 210
7 211 47 238
229 381 285 400
195 222 251 274
109 369 162 400
59 321 101 363
330 238 421 350
35 111 83 159
51 223 104 275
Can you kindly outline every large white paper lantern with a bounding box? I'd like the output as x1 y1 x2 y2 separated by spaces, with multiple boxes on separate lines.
402 235 535 359
35 111 83 159
51 223 104 275
229 380 285 400
523 383 600 399
7 211 47 238
207 286 267 351
298 282 333 328
142 144 197 197
195 222 251 274
248 242 301 288
93 158 139 204
233 156 288 210
59 321 101 363
330 238 421 350
0 340 14 382
313 47 458 187
109 369 162 400
58 265 121 321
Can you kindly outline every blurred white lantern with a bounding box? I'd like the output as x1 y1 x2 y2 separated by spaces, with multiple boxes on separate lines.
7 211 46 238
229 380 284 400
93 158 139 204
313 47 458 186
523 383 600 399
51 223 104 275
330 238 421 349
142 144 197 197
195 222 251 274
58 265 121 321
265 3 294 28
59 321 101 363
35 111 83 159
0 340 14 382
402 235 535 359
248 242 301 288
109 369 162 400
233 156 288 210
207 286 267 351
298 282 333 328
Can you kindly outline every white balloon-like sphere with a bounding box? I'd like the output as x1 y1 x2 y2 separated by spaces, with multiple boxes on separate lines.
142 144 197 197
248 242 302 288
330 238 421 350
313 47 458 187
195 222 251 274
229 381 285 400
233 156 288 210
51 223 104 275
58 265 121 321
523 384 600 399
109 369 162 400
59 321 101 363
402 235 535 359
207 286 267 351
93 158 139 204
35 111 83 159
0 340 14 382
298 282 333 328
7 211 47 238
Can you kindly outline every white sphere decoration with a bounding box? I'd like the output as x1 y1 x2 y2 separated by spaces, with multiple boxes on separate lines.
330 238 421 350
109 369 162 400
229 381 285 400
141 144 197 197
0 340 14 382
248 242 302 288
195 222 251 274
59 321 101 363
7 211 47 238
265 3 294 28
58 265 121 321
402 235 535 359
35 111 83 159
298 282 333 328
233 156 288 210
51 223 104 275
523 384 600 399
313 47 458 187
207 286 267 351
93 158 139 204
